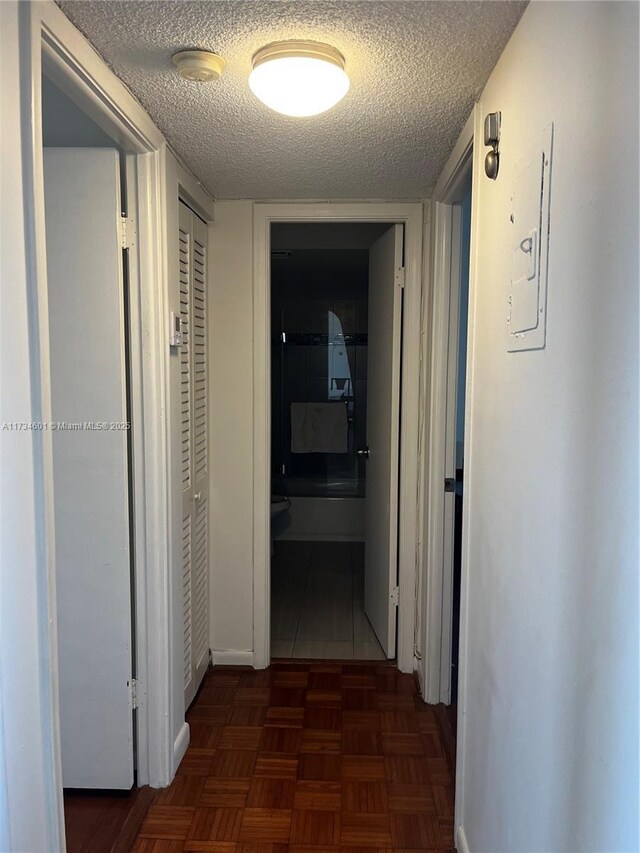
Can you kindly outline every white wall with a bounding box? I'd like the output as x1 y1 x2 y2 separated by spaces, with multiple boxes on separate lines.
457 3 639 851
209 201 256 657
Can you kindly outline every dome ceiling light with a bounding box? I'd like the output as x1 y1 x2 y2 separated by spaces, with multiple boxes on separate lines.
249 40 349 117
172 50 226 82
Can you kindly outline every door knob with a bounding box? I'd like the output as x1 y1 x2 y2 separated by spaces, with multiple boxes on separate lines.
357 447 370 459
194 491 202 502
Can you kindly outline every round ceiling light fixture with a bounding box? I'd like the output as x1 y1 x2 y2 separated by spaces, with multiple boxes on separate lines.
172 50 226 82
249 40 349 117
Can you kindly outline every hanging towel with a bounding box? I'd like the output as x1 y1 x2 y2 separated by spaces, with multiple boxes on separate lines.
290 402 348 454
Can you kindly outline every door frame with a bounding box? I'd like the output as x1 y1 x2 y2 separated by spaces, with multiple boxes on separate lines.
420 107 477 704
13 2 174 844
252 202 424 673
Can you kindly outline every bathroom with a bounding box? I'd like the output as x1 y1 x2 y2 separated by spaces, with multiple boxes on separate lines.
269 222 394 660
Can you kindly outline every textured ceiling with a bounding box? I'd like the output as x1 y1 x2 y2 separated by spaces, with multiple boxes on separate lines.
57 1 527 199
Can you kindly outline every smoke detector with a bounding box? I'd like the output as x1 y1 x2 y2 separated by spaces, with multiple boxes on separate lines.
172 50 225 82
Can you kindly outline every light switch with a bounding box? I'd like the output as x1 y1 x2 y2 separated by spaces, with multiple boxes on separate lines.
508 124 553 352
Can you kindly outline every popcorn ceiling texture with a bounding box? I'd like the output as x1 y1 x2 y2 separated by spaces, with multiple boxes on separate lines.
57 1 527 199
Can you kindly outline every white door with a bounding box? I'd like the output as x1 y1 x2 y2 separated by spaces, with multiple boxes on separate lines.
364 224 404 658
179 201 210 709
44 148 134 789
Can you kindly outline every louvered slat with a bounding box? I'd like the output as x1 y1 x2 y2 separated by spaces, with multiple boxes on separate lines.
182 514 192 690
193 496 208 668
192 236 207 480
179 226 191 493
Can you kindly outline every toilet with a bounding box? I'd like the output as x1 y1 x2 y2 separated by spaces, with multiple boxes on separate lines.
270 495 291 556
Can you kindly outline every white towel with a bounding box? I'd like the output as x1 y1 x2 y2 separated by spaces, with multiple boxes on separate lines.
290 402 348 454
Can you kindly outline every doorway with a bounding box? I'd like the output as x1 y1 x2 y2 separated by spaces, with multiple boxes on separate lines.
269 223 397 660
252 203 424 672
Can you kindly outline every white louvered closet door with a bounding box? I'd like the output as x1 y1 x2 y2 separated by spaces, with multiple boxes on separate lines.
180 201 210 709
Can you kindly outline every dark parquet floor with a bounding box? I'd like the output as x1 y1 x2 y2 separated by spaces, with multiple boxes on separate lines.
132 661 455 852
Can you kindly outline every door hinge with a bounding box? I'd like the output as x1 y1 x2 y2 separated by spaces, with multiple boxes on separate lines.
129 678 140 710
390 585 399 606
395 267 405 289
120 215 135 250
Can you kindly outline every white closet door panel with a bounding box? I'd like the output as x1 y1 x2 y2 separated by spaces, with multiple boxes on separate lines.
191 215 209 690
44 148 134 789
180 203 209 708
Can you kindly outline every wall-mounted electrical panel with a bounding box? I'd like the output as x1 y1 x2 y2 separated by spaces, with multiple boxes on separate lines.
507 123 553 352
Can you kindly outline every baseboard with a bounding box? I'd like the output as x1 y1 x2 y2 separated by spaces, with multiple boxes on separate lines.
456 824 470 853
173 721 190 773
212 649 255 667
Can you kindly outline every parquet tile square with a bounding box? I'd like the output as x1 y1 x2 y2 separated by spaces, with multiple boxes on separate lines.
259 726 302 754
246 777 297 809
227 705 268 727
300 729 341 754
132 663 454 852
342 756 386 781
139 806 196 840
189 725 223 752
297 753 341 781
384 756 430 786
341 730 383 756
209 750 257 779
233 688 271 706
387 783 436 814
269 687 307 707
340 813 392 846
254 755 299 779
303 708 342 730
238 808 292 842
292 782 341 812
381 733 424 755
272 671 309 688
290 808 340 845
341 780 388 813
265 706 305 728
218 726 263 751
380 711 419 733
155 776 206 807
343 689 378 711
186 706 231 725
238 670 273 688
390 812 439 848
198 687 236 706
186 808 243 842
176 751 214 777
305 689 342 707
342 711 380 731
307 671 342 691
200 779 250 809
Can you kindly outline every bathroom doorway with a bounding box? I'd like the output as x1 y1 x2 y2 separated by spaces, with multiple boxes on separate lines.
269 222 401 660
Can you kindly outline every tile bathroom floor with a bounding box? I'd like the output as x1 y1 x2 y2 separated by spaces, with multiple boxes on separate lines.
270 541 388 660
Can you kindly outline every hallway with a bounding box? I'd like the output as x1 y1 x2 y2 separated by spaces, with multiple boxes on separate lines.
133 662 455 850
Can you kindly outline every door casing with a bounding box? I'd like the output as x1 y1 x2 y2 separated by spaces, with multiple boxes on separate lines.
14 3 177 847
252 202 424 673
419 107 476 704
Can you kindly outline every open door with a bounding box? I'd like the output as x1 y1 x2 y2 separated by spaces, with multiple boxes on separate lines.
363 224 404 658
44 148 134 789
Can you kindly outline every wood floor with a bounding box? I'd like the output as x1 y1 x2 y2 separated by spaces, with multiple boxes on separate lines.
132 662 455 852
64 785 154 853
